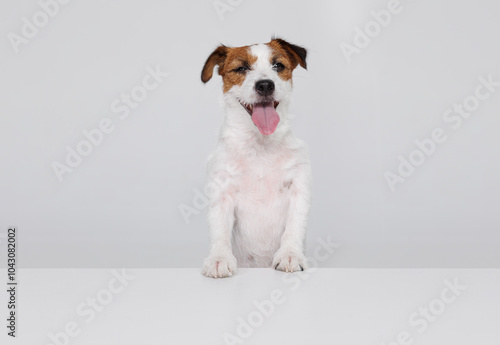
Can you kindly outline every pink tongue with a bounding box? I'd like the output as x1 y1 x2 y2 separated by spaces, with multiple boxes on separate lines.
251 103 280 135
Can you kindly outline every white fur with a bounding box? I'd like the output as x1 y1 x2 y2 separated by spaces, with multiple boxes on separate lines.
201 44 311 278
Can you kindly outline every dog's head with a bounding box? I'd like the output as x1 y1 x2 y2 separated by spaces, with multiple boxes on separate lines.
201 38 307 135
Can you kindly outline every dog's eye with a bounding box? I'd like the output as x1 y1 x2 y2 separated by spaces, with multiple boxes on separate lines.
272 62 285 72
233 66 249 73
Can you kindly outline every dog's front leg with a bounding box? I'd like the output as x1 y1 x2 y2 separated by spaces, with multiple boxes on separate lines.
202 178 237 278
273 166 311 272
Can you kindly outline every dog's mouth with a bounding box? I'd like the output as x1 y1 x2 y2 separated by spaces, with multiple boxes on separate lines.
240 101 279 116
240 101 280 135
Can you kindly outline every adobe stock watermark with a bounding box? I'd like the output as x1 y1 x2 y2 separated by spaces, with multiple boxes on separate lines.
45 269 134 345
7 0 72 54
51 64 169 183
384 74 499 192
213 0 243 21
379 278 467 345
222 236 340 345
339 0 413 63
179 163 239 224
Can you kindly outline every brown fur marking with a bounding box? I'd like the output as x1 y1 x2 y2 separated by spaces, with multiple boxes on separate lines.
201 38 307 92
221 46 257 93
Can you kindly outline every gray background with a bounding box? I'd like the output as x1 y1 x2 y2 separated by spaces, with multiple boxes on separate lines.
0 0 499 268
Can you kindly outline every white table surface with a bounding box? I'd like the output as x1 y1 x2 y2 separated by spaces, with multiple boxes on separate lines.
1 268 499 345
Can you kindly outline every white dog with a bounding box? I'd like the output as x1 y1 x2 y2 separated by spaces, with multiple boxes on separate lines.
200 38 311 278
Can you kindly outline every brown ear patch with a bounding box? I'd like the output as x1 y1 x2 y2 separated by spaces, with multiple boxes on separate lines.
201 45 257 93
268 38 307 70
201 45 227 83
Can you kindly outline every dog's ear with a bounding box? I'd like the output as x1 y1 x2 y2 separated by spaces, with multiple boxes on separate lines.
272 38 307 70
201 45 228 83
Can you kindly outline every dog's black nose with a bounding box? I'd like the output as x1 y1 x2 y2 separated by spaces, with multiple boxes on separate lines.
255 79 275 96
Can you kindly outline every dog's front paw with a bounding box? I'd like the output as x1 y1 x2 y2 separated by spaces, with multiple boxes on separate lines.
272 249 307 273
202 254 237 278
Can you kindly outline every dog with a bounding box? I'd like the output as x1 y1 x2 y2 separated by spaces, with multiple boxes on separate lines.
200 38 311 278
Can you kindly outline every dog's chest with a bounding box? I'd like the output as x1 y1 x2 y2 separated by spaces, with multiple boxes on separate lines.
233 151 294 203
